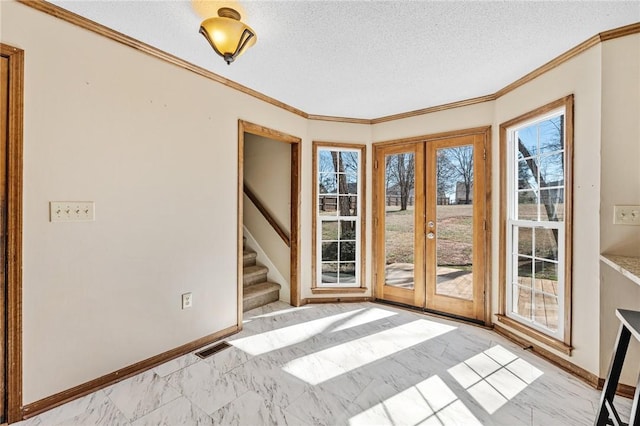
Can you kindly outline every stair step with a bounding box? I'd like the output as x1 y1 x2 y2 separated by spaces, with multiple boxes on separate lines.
243 250 257 267
243 282 281 312
243 265 268 287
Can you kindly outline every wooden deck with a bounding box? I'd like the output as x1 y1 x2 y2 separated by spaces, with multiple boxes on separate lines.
385 263 559 330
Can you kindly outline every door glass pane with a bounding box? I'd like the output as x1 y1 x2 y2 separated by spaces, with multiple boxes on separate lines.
435 145 474 300
384 152 415 288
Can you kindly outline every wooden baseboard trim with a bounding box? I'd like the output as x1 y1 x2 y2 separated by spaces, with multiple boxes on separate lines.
301 296 373 304
21 325 240 420
597 378 637 400
494 323 636 399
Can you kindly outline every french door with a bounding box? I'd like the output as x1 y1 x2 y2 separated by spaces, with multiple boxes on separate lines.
374 130 488 322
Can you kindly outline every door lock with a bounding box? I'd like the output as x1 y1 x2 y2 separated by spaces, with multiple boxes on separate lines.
427 232 435 239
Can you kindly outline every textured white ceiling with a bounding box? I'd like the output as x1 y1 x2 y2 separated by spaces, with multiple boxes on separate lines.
51 0 640 119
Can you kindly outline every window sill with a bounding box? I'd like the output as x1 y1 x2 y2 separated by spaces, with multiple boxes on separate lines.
496 314 573 356
311 287 368 294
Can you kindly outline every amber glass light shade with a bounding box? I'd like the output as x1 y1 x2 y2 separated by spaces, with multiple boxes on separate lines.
199 7 257 65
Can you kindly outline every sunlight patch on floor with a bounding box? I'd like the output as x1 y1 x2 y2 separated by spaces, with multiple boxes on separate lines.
330 308 397 332
349 375 481 426
283 319 456 385
232 308 395 356
448 345 543 414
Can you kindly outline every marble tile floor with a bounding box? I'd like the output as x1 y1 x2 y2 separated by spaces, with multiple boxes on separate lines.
15 301 632 426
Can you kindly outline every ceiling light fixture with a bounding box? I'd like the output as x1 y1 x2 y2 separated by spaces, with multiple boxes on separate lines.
199 7 256 65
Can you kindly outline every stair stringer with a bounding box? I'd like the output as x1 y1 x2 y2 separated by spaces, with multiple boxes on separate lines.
243 225 290 303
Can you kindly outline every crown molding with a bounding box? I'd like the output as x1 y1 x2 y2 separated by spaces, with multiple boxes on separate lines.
370 94 497 124
600 21 640 41
307 114 372 125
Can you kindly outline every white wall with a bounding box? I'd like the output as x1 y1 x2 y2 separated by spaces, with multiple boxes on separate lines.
3 0 639 405
1 1 307 403
243 134 291 301
600 35 640 256
372 102 495 142
599 34 640 385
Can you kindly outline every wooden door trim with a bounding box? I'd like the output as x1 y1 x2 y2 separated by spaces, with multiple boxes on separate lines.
373 126 491 148
483 128 493 326
1 43 24 424
237 120 302 325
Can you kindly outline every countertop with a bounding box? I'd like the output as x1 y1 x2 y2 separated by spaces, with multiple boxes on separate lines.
600 254 640 286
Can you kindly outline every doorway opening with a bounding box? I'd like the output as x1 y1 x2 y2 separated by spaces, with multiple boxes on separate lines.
237 121 301 325
373 127 491 324
1 43 24 425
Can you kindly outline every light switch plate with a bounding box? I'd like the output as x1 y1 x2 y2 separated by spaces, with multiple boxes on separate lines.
50 201 95 222
613 205 640 225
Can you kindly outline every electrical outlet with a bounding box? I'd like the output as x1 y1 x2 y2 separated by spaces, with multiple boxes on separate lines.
50 201 95 222
182 292 193 309
613 205 640 225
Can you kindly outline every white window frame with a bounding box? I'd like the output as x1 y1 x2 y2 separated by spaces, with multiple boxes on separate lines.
313 144 365 289
505 107 567 341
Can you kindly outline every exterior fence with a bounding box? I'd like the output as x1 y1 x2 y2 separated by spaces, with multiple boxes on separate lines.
319 195 456 211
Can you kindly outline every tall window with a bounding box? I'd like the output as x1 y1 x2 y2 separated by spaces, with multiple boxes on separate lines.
500 96 573 348
313 143 366 291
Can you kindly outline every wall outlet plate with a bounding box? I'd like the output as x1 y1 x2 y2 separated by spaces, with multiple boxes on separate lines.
50 201 95 222
182 292 193 309
613 205 640 225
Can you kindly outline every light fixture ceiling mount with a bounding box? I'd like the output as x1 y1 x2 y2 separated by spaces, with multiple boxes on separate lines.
199 7 257 65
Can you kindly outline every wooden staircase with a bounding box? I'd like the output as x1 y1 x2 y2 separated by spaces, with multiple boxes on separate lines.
242 246 281 312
